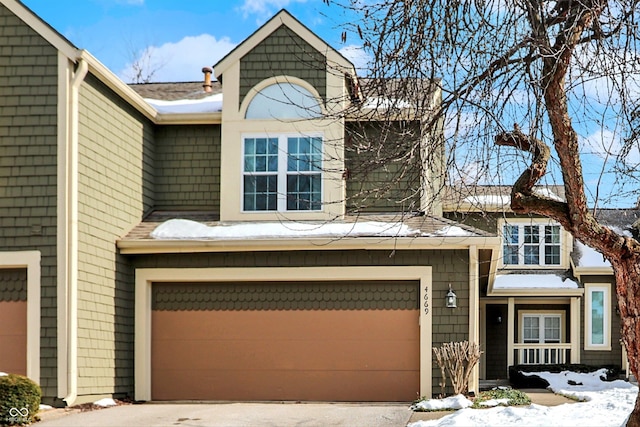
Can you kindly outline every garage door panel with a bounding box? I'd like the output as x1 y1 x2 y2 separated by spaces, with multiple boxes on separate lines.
152 369 418 401
152 309 418 341
0 301 27 376
153 336 418 371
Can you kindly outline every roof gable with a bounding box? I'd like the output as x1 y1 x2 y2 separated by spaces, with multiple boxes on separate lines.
213 9 354 80
1 0 77 60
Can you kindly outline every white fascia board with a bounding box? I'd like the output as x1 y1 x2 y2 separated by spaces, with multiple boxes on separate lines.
156 112 222 125
117 236 501 255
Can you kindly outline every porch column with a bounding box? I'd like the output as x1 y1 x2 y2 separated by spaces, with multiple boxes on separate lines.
506 297 515 375
570 296 581 363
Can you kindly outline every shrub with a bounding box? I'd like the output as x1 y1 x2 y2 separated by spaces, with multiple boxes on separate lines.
433 341 483 396
0 374 41 426
472 387 531 408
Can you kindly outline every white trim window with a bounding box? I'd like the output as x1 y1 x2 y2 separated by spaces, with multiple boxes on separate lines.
522 314 562 344
243 134 322 212
585 284 611 350
502 223 561 266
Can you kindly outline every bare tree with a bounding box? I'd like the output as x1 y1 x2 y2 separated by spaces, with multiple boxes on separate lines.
333 0 640 424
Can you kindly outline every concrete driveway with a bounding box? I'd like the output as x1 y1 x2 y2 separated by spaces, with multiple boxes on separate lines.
36 402 413 427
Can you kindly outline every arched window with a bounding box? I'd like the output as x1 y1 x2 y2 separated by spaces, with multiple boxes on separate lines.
245 82 322 119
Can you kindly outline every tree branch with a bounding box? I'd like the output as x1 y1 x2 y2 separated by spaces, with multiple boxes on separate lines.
495 125 571 224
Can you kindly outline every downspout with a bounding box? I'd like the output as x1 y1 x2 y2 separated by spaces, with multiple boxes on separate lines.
64 57 88 406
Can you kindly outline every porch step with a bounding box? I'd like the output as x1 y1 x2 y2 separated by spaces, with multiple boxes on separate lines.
479 379 510 391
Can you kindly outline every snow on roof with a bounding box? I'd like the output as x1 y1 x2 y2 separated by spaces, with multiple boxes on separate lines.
145 94 223 114
463 195 511 206
533 187 563 201
574 240 611 268
149 218 479 240
362 97 412 110
493 273 579 289
462 189 562 207
431 225 478 237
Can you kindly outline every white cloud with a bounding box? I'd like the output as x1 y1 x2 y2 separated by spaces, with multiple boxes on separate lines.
339 45 371 74
580 128 640 166
240 0 308 20
119 34 236 83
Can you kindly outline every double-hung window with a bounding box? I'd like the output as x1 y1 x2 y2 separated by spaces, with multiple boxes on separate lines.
502 222 561 266
522 314 561 344
243 135 322 212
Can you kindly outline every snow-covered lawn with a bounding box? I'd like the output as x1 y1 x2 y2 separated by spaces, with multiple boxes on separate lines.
410 369 638 427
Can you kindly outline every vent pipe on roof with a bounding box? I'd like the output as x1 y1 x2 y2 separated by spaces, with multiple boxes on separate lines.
202 67 213 93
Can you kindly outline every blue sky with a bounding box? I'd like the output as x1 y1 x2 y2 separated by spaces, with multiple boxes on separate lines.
20 0 361 82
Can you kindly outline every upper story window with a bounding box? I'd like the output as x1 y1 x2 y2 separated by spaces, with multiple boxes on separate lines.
245 82 322 119
502 222 561 266
243 135 322 212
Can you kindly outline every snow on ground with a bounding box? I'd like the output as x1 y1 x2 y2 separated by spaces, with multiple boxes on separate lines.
93 398 117 407
409 370 638 427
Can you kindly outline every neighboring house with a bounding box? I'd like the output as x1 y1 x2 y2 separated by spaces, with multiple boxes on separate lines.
0 0 629 408
443 186 638 381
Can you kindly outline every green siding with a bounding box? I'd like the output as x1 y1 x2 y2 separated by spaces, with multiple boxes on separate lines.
76 74 154 398
0 4 59 400
239 25 326 108
133 248 470 396
0 268 27 301
154 125 220 210
345 121 422 213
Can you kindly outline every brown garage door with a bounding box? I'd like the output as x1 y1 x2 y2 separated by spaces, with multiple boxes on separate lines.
0 269 27 376
151 281 419 401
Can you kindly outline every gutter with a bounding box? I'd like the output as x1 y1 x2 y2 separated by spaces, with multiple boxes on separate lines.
63 56 88 406
117 236 502 255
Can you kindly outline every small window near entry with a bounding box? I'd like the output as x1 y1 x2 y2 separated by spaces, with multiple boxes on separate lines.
586 284 611 350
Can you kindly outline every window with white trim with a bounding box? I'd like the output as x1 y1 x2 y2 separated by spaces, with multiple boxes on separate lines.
243 135 322 212
502 223 561 266
585 284 611 350
245 82 322 119
522 314 562 343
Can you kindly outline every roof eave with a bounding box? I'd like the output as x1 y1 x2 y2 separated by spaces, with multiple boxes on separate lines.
156 112 222 125
117 235 501 255
487 288 585 297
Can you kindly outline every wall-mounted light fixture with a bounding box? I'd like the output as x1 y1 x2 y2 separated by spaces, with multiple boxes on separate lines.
445 284 457 308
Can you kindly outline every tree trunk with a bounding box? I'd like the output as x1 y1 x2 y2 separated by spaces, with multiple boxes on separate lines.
613 254 640 427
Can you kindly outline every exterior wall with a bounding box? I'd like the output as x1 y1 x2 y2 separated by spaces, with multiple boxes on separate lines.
75 73 154 399
345 121 422 213
154 125 220 211
239 24 326 107
0 4 59 399
132 248 470 396
579 277 622 368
